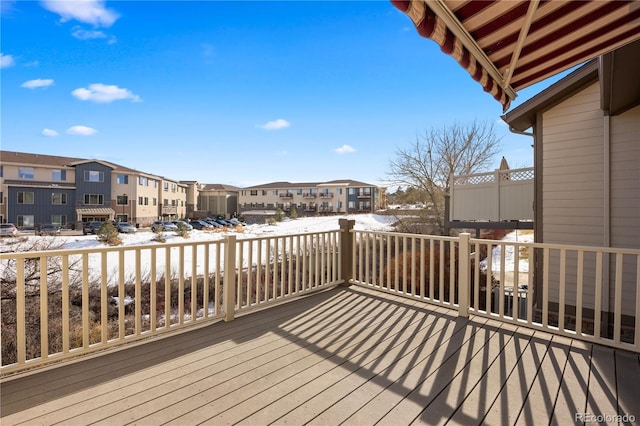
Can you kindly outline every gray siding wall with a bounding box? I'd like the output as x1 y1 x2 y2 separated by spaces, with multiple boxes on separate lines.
610 105 640 249
541 83 639 316
542 82 604 246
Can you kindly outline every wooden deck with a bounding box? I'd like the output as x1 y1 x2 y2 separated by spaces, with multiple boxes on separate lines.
2 285 639 425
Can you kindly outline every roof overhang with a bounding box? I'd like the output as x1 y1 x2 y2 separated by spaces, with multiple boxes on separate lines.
391 0 640 111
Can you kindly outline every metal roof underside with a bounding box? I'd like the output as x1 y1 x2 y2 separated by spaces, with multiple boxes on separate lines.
391 0 640 111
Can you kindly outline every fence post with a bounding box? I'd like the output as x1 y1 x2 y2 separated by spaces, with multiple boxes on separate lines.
223 235 237 322
339 219 355 286
458 233 471 317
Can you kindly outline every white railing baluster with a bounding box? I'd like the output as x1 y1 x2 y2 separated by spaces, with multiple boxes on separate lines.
150 248 157 330
558 249 566 331
614 254 623 344
83 255 90 348
63 255 71 352
16 258 26 365
576 251 584 335
40 256 48 360
100 252 108 343
135 248 142 334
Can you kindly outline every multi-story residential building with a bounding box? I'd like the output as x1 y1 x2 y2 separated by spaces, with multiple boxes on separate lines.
238 180 383 218
1 151 383 228
0 151 187 229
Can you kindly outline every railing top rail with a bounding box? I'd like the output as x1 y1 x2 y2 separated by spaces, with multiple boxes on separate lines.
0 229 342 259
352 229 460 242
470 237 640 255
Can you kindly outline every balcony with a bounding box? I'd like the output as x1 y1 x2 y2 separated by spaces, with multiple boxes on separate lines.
303 193 317 199
161 205 177 214
319 192 334 198
1 223 639 424
279 193 293 199
357 192 372 199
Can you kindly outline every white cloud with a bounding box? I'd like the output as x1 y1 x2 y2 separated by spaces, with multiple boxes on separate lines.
72 83 141 103
0 53 15 68
67 125 97 136
41 0 119 27
21 78 54 89
334 144 356 154
258 119 290 130
42 128 59 137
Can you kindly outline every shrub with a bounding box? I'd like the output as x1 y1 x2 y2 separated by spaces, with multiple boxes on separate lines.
289 208 298 219
176 222 190 238
97 222 122 246
274 208 285 222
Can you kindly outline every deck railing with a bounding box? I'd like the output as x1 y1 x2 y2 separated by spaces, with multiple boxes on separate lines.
0 230 341 375
2 223 638 376
352 229 640 353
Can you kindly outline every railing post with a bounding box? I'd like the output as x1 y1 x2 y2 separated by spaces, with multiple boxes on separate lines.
458 233 471 317
339 219 355 286
223 235 237 322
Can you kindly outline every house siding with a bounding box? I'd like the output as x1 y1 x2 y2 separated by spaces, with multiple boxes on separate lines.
542 83 639 316
542 82 604 247
610 105 640 249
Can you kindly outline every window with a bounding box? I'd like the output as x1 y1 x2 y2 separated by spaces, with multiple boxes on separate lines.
51 215 66 226
163 182 169 191
273 190 278 195
18 167 34 179
171 199 176 207
52 193 67 205
297 189 303 195
153 180 157 188
144 197 149 205
84 194 104 205
52 169 66 181
163 199 168 206
171 183 177 192
17 192 34 204
348 188 356 195
337 188 343 195
348 201 355 209
139 176 148 186
17 215 34 228
250 190 258 196
262 190 267 196
138 196 143 205
153 198 157 206
84 170 104 182
0 192 3 204
117 174 129 184
337 201 343 208
0 165 3 177
117 195 128 205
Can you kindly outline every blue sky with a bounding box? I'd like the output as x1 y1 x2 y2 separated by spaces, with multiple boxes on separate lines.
2 0 552 189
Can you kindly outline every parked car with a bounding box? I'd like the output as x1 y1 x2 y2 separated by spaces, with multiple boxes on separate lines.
203 219 222 228
37 224 61 236
83 221 104 235
172 220 193 231
189 220 213 230
226 218 245 226
115 222 137 234
0 223 18 237
215 219 234 227
151 221 178 232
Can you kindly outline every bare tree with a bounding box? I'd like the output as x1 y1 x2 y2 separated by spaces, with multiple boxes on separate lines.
387 120 501 233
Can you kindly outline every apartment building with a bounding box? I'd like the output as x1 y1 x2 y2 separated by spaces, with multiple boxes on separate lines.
238 180 383 218
0 151 187 229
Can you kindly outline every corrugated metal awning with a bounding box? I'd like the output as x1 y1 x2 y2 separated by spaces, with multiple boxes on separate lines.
76 208 115 216
391 0 640 111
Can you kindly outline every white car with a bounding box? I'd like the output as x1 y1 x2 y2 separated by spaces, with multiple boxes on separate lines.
0 223 18 237
151 221 178 232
